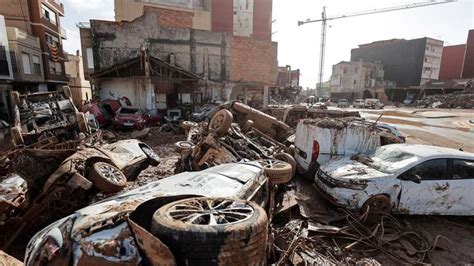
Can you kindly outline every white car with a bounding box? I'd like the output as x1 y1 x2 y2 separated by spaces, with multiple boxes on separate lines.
315 144 474 215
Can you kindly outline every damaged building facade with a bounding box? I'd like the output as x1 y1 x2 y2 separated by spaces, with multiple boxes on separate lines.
330 60 396 102
80 0 278 112
351 37 443 102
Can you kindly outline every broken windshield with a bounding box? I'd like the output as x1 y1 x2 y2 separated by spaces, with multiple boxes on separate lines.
356 146 419 174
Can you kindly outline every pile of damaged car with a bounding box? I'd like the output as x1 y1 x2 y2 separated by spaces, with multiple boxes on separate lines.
0 98 473 265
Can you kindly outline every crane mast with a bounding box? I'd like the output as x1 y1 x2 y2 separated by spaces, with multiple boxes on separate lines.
298 0 456 97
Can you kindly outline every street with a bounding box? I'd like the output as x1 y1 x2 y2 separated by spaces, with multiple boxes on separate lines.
357 107 474 152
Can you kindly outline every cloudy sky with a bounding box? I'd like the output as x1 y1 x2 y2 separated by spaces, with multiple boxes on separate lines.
61 0 474 88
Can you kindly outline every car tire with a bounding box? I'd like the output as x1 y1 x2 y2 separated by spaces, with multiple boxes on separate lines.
88 162 127 194
209 109 233 137
10 91 20 107
10 126 24 146
76 112 89 133
257 159 293 184
141 145 160 166
174 141 196 153
361 195 392 216
151 197 268 265
274 153 296 177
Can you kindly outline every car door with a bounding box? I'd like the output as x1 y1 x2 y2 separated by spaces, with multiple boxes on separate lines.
447 159 474 215
396 159 452 215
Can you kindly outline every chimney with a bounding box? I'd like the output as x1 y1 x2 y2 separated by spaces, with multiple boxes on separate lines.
76 50 80 56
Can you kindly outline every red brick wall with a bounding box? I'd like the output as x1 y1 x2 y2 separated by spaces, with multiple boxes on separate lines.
230 36 276 84
144 6 193 29
211 0 233 33
439 44 466 80
462 29 474 79
253 0 272 40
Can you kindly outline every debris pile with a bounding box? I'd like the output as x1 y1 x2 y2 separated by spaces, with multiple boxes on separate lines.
422 93 474 109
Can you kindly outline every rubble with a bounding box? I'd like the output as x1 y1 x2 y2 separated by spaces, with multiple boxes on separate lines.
9 88 89 147
420 93 474 109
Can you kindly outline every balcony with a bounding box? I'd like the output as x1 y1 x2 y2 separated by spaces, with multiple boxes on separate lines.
44 0 65 16
60 27 67 40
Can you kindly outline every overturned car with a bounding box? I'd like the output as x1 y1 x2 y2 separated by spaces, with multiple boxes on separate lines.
9 87 89 146
0 137 159 251
24 162 289 265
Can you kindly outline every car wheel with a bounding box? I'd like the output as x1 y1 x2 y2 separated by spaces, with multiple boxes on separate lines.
88 162 127 194
151 197 268 265
361 195 392 215
209 109 233 137
76 112 89 133
257 159 293 184
11 126 24 146
274 153 296 177
10 91 20 107
141 146 160 166
181 121 198 130
174 141 196 153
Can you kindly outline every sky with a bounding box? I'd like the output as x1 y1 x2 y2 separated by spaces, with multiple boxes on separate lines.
61 0 474 88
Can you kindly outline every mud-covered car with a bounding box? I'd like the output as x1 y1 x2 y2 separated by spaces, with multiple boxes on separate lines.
1 139 159 250
9 87 89 146
24 161 287 265
315 144 474 216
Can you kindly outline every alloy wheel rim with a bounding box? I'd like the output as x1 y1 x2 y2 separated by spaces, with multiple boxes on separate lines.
167 198 254 225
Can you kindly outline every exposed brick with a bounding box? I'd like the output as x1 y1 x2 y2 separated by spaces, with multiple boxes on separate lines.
230 36 276 84
143 6 193 29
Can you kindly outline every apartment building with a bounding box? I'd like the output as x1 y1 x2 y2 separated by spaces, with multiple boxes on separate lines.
351 37 443 87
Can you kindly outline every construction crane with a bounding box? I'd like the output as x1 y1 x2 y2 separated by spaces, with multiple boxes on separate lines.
298 0 457 97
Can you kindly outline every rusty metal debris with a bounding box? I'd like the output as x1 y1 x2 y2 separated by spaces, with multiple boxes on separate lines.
174 102 296 176
9 87 89 147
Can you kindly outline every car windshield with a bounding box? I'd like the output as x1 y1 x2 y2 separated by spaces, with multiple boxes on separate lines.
120 108 141 115
354 146 419 174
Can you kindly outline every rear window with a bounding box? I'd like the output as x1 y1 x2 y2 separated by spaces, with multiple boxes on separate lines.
120 108 141 114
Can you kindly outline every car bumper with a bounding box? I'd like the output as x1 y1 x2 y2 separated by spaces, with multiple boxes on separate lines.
314 171 366 211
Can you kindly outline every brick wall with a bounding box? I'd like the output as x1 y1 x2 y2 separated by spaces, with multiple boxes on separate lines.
143 6 193 29
462 29 474 79
230 36 277 84
439 44 466 80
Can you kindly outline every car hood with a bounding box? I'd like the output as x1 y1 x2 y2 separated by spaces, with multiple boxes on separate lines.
320 157 391 181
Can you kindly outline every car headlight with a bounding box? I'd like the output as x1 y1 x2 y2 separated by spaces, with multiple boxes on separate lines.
25 217 74 265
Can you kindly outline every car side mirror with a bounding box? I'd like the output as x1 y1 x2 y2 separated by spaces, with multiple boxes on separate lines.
400 173 421 184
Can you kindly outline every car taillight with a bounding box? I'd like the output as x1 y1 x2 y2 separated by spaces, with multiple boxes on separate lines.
312 141 320 162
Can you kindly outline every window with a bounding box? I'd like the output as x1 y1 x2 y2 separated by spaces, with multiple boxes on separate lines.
86 48 94 69
353 80 357 85
45 33 60 47
21 53 31 74
41 4 57 25
402 159 448 181
49 60 62 74
0 46 9 76
32 55 41 75
343 68 347 74
453 160 474 179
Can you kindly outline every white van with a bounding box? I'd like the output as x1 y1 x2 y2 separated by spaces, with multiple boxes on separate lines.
294 118 386 176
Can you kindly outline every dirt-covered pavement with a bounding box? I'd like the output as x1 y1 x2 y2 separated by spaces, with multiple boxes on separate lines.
358 107 474 152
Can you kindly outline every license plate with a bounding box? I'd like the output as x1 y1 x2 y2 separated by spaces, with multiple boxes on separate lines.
124 122 134 126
